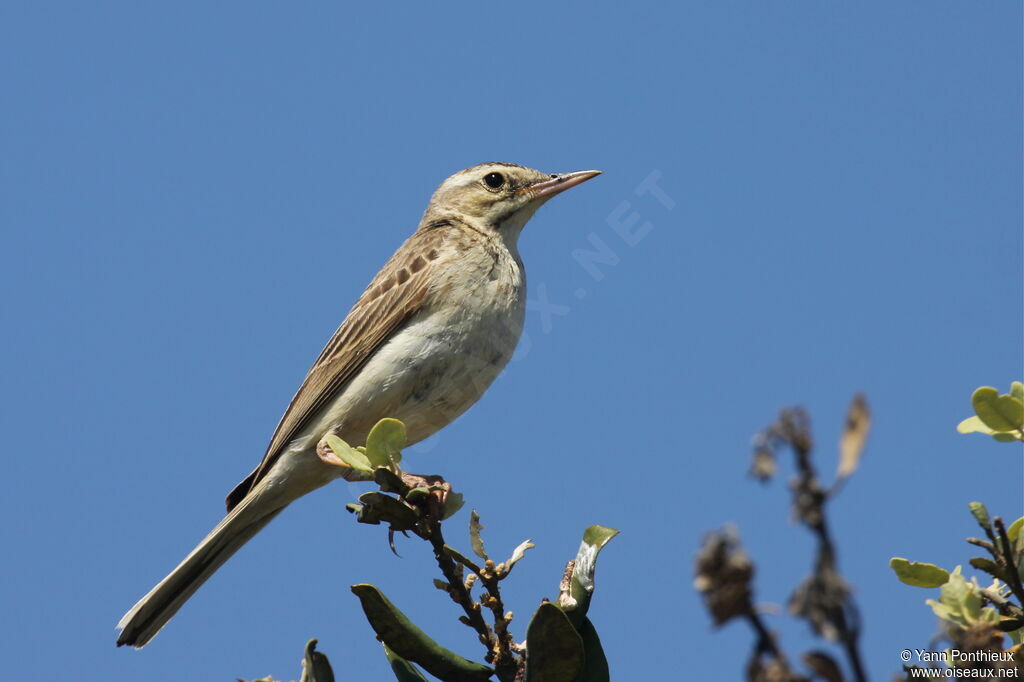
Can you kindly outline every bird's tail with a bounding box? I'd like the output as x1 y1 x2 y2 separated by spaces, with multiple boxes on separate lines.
116 486 287 648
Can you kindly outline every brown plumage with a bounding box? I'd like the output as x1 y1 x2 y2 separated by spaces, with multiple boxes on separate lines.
226 226 447 511
117 163 600 648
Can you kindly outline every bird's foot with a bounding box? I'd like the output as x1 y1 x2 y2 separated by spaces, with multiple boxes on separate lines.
399 472 451 519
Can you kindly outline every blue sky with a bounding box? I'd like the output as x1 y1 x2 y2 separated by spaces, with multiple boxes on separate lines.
2 2 1021 680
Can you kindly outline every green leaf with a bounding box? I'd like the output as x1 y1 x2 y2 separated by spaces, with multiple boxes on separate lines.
351 584 493 682
978 593 1002 624
957 416 996 435
366 419 407 467
582 525 620 550
925 566 1000 629
405 488 431 504
1006 517 1024 545
563 525 620 627
382 643 429 682
959 415 1024 441
578 617 610 682
1011 381 1024 403
353 492 419 530
443 545 481 573
441 492 464 520
940 567 984 624
525 603 584 682
502 539 535 576
968 557 1005 582
926 598 956 623
469 510 488 560
968 502 991 531
300 639 335 682
324 434 374 472
374 468 407 494
889 558 950 588
972 386 1024 432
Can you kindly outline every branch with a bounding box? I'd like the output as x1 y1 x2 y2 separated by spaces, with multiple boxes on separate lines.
425 518 494 650
993 517 1024 609
752 402 870 682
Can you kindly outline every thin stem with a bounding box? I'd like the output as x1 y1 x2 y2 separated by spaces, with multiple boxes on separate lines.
840 610 868 682
744 610 787 663
994 518 1024 608
387 471 523 681
423 518 522 682
967 537 996 553
479 562 517 679
783 410 868 682
979 586 1024 619
425 518 494 650
813 515 867 682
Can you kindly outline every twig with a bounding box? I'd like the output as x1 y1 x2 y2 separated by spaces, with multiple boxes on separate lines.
423 518 494 652
478 560 517 679
406 486 521 681
779 408 869 682
967 537 996 553
993 518 1024 608
979 586 1024 620
744 610 790 666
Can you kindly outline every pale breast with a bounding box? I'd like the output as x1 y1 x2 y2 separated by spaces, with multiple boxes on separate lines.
293 235 526 452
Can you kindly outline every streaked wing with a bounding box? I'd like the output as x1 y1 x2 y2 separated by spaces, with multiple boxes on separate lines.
225 226 448 511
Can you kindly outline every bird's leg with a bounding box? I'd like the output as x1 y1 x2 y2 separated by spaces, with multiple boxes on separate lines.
399 472 450 520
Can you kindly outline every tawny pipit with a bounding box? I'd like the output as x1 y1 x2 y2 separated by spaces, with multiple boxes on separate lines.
116 162 600 647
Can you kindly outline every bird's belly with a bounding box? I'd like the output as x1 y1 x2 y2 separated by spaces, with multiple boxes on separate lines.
295 306 523 454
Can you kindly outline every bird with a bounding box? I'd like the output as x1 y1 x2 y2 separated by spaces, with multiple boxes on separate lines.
116 162 601 648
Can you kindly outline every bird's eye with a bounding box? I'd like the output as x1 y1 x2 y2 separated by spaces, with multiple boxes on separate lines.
483 172 505 190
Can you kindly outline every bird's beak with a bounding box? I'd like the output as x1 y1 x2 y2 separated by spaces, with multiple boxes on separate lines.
524 169 602 201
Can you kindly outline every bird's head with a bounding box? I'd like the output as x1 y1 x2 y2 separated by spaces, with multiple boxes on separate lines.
421 162 601 242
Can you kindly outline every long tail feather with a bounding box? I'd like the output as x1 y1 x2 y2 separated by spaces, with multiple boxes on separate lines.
116 490 286 648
